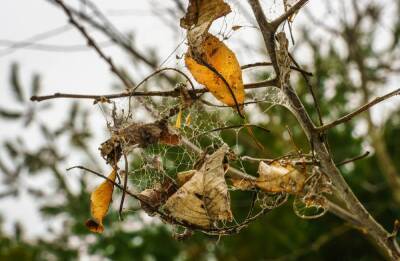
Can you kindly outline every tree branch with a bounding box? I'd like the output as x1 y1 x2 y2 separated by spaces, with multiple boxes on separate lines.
30 79 277 102
241 61 313 76
271 0 309 30
247 0 400 259
316 88 400 132
51 0 136 91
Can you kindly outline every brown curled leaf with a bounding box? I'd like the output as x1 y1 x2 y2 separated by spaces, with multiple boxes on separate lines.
231 161 307 194
176 170 196 187
256 161 306 194
163 144 232 228
181 0 231 48
100 120 181 165
85 170 117 233
138 179 177 216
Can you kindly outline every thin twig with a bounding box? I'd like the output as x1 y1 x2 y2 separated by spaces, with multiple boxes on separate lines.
288 53 323 126
196 124 270 137
132 67 195 92
241 61 313 76
51 0 136 91
337 151 370 166
118 153 129 220
271 0 309 30
316 88 400 132
326 201 362 228
30 79 277 102
51 0 175 84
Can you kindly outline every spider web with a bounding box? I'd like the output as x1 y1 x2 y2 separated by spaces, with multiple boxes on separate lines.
96 75 304 230
95 0 326 230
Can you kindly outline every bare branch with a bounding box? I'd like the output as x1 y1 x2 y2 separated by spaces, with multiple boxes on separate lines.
118 154 129 220
271 0 309 30
316 88 400 132
241 61 313 76
51 0 136 91
247 0 400 258
30 79 277 102
337 151 370 167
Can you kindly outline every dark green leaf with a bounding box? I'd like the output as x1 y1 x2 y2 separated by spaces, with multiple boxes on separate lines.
10 63 24 103
31 74 41 96
0 108 22 119
4 141 18 158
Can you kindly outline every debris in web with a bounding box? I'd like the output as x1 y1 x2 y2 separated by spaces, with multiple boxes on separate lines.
293 168 332 219
99 119 181 165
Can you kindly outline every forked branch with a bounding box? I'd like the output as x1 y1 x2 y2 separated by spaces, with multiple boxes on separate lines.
247 0 400 259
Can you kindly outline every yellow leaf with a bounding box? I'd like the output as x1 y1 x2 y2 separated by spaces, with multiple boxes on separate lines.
185 34 244 107
85 170 116 233
185 112 191 126
175 107 182 129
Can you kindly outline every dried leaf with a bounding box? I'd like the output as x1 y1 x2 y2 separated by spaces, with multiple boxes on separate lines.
100 120 180 165
231 161 307 194
164 145 232 228
85 170 116 233
185 34 244 107
181 0 231 47
139 179 177 216
256 161 306 194
176 170 196 186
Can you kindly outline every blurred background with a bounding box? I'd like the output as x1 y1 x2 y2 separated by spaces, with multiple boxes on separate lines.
1 0 400 260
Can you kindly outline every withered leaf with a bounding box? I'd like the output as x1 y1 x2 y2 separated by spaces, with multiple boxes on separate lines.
181 0 231 48
85 170 116 233
138 179 177 216
100 120 180 165
185 34 244 107
231 161 307 194
163 144 233 228
256 161 306 194
176 170 196 187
